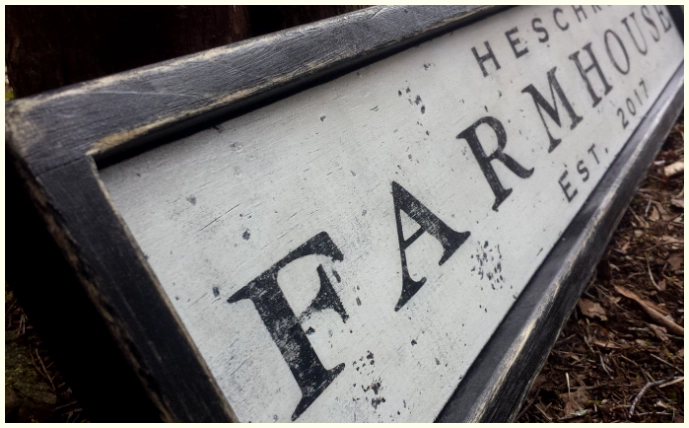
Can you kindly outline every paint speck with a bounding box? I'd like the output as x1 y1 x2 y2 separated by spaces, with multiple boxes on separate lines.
371 397 386 409
305 327 315 335
370 106 379 112
426 130 430 136
414 95 422 105
362 210 367 216
420 105 425 114
411 339 417 346
484 105 488 112
273 415 278 422
435 358 441 365
186 196 196 205
406 87 411 94
320 115 326 121
356 297 362 306
212 287 220 297
242 230 251 240
175 296 180 301
398 90 402 96
351 170 357 177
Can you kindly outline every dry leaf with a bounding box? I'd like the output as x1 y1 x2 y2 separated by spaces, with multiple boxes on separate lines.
578 298 608 321
615 285 684 335
671 198 684 208
615 285 669 315
661 235 683 245
664 160 684 177
592 340 620 349
678 348 684 358
529 374 547 394
649 205 661 221
648 324 669 342
657 279 667 291
560 387 590 415
668 253 683 272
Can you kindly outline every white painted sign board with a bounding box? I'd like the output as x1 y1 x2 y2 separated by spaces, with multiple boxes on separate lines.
100 5 683 422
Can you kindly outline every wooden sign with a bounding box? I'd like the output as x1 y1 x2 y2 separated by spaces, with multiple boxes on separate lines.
5 5 684 423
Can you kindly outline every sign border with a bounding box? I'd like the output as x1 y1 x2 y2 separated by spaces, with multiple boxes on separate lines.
5 5 683 422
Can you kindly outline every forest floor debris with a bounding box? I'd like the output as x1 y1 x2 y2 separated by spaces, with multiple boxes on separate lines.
518 116 684 423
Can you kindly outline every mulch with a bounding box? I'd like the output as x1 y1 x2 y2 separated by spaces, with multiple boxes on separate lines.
518 115 684 423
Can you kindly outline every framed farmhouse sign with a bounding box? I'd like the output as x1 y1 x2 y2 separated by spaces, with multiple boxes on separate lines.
6 5 684 423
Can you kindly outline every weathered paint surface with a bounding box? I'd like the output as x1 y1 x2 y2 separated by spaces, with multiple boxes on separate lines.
100 6 683 422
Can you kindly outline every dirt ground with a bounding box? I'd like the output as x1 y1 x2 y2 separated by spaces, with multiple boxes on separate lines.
5 117 684 422
517 116 685 423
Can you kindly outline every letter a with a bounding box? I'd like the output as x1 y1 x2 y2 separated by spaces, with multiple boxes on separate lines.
392 181 470 311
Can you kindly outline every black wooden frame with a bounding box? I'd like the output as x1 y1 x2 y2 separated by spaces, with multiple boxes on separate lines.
5 5 684 422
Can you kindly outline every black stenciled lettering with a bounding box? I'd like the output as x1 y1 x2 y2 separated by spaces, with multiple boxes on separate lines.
457 116 534 211
576 160 590 182
572 6 587 22
471 41 501 77
228 232 348 421
622 12 648 55
591 5 603 13
391 181 470 311
604 30 630 75
641 6 661 42
568 43 613 107
654 6 673 33
522 66 583 153
588 144 600 164
617 108 629 129
505 27 528 58
532 18 549 43
553 8 569 31
558 170 578 202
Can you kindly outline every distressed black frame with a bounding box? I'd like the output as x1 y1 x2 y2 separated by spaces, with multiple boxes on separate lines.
5 5 684 422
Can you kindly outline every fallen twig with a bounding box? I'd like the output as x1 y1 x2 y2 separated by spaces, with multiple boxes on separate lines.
629 376 680 418
645 254 661 290
614 285 684 335
600 354 614 379
559 408 591 421
659 376 683 388
649 353 683 374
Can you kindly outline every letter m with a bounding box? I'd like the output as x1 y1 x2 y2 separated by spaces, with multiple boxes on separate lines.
521 66 583 153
